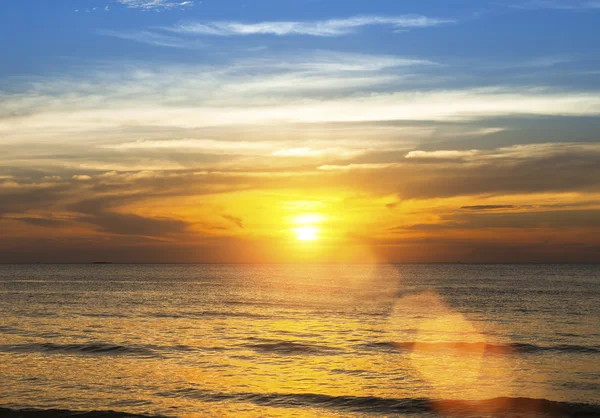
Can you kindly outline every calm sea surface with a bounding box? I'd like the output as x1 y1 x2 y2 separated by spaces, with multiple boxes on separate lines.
0 264 599 417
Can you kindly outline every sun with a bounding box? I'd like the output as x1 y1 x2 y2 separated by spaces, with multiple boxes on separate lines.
293 226 320 241
290 212 324 242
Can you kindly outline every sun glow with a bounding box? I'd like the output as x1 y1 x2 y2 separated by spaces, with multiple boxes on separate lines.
292 214 325 225
290 212 325 241
293 226 320 241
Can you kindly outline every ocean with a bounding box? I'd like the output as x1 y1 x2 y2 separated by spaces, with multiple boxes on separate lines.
0 264 598 417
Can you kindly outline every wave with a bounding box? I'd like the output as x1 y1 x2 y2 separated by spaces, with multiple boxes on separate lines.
77 311 272 320
359 341 600 354
81 313 130 318
0 342 244 357
150 311 271 319
2 392 599 416
242 340 340 355
158 388 600 417
0 343 156 357
0 407 162 417
0 326 19 334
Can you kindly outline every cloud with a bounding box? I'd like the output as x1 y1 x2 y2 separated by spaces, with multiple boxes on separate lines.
242 51 435 72
7 52 600 146
167 15 454 37
99 138 368 160
319 163 395 171
98 30 204 49
222 214 243 229
272 148 322 157
0 183 71 216
417 116 600 152
461 205 516 211
101 138 272 153
271 147 363 158
116 0 193 10
2 139 600 263
512 0 600 9
70 197 189 237
4 86 600 135
319 143 600 198
79 211 189 237
447 209 600 230
1 50 600 264
12 217 72 228
0 51 432 123
405 150 479 160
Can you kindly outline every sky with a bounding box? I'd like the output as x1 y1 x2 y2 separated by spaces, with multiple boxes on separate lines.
1 0 600 263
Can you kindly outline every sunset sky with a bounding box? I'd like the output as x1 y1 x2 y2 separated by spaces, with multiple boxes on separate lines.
1 0 600 263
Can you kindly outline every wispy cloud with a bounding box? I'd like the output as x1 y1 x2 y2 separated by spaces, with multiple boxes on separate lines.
102 138 272 153
405 150 479 160
3 55 600 136
166 15 454 37
98 29 204 48
499 56 573 69
512 0 600 10
0 51 435 123
6 87 600 134
116 0 193 10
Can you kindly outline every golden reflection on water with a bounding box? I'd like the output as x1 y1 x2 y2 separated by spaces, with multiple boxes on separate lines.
1 264 597 417
387 290 558 417
401 294 508 391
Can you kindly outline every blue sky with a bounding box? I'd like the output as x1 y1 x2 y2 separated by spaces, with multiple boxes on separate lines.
2 0 600 80
2 0 599 144
1 0 600 263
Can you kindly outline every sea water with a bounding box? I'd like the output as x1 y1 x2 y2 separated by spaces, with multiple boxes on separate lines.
0 264 599 417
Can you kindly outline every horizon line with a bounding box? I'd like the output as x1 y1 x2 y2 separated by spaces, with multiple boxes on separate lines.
1 262 599 266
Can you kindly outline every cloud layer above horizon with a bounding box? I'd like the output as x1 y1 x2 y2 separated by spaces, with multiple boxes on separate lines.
1 0 599 262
